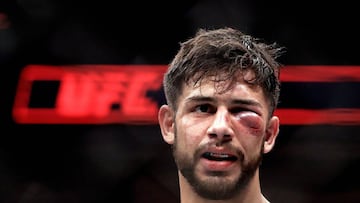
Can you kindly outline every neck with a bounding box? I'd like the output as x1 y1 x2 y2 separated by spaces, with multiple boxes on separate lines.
178 169 269 203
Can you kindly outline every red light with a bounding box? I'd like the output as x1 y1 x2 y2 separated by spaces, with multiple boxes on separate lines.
12 65 360 125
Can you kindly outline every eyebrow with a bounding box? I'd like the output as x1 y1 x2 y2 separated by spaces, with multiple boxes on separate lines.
232 99 262 108
185 96 214 103
185 96 262 108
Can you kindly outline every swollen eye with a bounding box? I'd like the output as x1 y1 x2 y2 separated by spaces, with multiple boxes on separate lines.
235 112 262 130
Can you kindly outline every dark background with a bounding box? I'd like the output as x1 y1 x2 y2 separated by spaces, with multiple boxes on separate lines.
0 0 359 202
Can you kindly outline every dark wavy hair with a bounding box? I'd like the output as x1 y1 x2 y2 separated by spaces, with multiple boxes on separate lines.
163 27 285 115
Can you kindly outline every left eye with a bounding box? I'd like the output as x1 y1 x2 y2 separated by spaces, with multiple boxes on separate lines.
230 107 252 114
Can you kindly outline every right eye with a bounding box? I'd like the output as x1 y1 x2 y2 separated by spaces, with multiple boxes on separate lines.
194 104 214 113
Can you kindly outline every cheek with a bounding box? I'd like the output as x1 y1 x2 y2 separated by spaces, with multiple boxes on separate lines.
176 117 204 147
235 112 265 136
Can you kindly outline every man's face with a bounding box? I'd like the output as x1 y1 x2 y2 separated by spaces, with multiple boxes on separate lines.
171 76 274 200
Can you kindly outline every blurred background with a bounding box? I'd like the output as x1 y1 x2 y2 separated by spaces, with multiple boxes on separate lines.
0 0 359 202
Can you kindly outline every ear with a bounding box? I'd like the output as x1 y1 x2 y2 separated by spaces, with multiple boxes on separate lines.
263 116 280 154
158 105 175 144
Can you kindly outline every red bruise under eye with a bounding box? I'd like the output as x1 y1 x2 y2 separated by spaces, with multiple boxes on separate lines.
235 112 263 133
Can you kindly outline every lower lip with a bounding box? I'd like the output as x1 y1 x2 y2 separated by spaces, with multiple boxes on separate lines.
200 158 236 171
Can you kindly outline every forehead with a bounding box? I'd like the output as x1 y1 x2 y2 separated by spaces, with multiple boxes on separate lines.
190 69 256 90
182 76 266 102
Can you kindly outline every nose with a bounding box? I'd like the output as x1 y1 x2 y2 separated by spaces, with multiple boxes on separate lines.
207 107 234 142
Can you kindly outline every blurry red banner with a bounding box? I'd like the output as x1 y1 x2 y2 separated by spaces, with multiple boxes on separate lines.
12 65 360 125
281 65 360 82
13 65 167 124
275 108 360 125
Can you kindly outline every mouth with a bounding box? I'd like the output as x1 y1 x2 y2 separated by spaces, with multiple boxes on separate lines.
202 152 238 162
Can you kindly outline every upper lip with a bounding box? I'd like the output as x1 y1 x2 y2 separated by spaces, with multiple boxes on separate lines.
205 146 236 155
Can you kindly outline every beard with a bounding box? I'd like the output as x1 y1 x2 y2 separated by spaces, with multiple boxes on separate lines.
172 133 263 200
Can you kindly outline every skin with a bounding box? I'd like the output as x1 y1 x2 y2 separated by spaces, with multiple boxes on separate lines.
158 75 279 203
